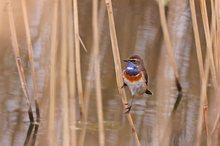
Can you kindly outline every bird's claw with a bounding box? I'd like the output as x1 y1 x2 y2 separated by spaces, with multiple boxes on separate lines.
124 104 132 114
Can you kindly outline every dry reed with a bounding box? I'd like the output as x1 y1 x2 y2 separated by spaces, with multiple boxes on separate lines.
157 0 183 145
93 0 105 145
78 3 107 145
68 0 77 145
21 0 39 103
189 0 209 144
199 0 217 88
105 0 140 145
48 0 58 145
195 0 220 145
73 0 85 117
158 0 181 87
7 0 34 122
61 0 70 145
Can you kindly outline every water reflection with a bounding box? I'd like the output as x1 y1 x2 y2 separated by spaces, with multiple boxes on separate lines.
0 0 212 146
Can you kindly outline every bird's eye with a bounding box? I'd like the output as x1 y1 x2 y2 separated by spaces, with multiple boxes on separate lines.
130 60 136 63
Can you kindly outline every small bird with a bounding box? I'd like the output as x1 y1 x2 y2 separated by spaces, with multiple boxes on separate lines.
122 55 152 113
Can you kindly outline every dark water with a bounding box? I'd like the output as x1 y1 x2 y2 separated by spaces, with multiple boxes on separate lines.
0 0 215 146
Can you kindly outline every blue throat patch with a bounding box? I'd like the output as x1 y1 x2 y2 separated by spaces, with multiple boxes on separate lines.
125 62 140 75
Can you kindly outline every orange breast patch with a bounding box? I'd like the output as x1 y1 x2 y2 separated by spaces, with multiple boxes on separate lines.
123 70 142 82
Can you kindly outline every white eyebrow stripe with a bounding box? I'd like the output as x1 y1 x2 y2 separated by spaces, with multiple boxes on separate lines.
126 67 133 70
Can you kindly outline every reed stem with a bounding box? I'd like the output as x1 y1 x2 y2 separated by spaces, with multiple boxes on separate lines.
7 0 34 122
93 0 105 145
68 0 77 145
105 0 140 145
61 0 70 145
73 0 85 118
48 0 58 145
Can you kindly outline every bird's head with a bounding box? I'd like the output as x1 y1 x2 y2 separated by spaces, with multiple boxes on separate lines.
123 55 143 67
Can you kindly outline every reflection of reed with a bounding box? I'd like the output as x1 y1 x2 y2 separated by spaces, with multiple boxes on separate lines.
8 1 40 146
24 101 40 146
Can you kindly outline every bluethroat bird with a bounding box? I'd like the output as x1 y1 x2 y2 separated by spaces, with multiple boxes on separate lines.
122 55 152 113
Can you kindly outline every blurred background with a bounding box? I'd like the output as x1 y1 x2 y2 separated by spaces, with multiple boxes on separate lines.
0 0 219 146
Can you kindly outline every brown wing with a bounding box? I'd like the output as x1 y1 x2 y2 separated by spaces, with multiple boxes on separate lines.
138 64 148 85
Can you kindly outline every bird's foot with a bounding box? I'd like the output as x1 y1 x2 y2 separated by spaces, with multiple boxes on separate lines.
124 103 132 114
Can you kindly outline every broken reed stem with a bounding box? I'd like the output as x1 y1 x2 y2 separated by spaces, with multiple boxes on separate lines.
105 0 140 145
158 0 181 83
189 0 209 143
61 0 70 145
48 0 58 145
199 0 218 88
68 0 77 145
21 0 39 102
93 0 105 145
73 0 85 118
7 0 34 121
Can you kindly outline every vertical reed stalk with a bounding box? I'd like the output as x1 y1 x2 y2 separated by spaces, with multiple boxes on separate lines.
216 0 220 73
93 0 105 145
21 0 38 102
105 0 140 145
68 0 77 145
78 63 93 146
48 0 58 145
7 0 34 121
199 0 218 88
157 0 183 145
61 0 70 145
73 0 85 117
189 1 209 144
78 3 107 145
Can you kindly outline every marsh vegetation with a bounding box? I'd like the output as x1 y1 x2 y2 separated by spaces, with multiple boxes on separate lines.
0 0 219 146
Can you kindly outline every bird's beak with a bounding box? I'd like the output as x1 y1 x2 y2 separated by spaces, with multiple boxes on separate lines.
123 59 129 62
